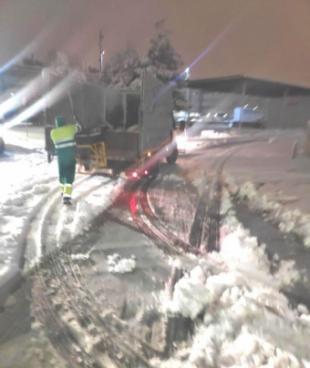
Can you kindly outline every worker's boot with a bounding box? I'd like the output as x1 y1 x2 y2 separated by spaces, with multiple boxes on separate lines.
63 184 73 204
63 195 72 205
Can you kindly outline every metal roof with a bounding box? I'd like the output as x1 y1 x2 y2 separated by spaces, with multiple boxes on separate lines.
186 75 310 97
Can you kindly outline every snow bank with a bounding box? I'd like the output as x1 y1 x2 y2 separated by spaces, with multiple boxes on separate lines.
156 188 309 367
200 130 229 139
236 180 310 248
176 135 207 153
71 253 90 262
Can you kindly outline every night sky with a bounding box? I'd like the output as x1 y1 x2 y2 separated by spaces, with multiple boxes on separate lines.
0 0 309 86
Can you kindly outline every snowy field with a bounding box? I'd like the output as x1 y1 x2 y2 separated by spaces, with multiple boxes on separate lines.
0 129 123 281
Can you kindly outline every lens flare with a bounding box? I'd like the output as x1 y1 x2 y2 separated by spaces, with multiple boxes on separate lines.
0 24 53 76
0 73 48 119
1 71 80 132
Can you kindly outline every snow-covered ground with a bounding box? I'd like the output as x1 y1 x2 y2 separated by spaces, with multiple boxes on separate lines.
175 129 229 153
155 188 310 367
234 180 310 248
0 129 123 280
2 127 310 366
0 147 57 277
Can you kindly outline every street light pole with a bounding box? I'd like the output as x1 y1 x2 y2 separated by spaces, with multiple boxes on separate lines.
185 67 191 125
98 29 104 72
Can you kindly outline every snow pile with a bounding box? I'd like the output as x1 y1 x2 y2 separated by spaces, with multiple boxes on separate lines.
176 135 207 153
236 180 310 248
157 189 309 367
237 181 258 202
71 253 90 262
200 130 229 139
107 253 136 274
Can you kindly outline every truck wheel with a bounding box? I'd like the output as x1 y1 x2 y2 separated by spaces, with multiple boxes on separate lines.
166 146 178 165
0 137 5 154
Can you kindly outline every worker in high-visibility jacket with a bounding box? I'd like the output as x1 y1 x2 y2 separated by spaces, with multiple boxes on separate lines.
50 116 79 204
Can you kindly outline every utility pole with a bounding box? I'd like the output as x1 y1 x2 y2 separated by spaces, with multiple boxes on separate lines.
98 29 104 73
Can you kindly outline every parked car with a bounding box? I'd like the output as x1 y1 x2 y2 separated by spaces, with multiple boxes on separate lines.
230 107 264 127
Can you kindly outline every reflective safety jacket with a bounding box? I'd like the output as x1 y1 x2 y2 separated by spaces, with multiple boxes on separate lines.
50 124 78 166
50 124 77 150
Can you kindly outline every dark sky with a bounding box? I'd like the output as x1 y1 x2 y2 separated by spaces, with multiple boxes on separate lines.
1 0 310 86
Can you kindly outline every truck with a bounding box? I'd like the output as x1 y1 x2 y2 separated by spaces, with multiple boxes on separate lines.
44 71 178 177
230 106 264 128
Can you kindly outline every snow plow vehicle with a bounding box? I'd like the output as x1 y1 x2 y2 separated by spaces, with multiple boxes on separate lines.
44 72 178 177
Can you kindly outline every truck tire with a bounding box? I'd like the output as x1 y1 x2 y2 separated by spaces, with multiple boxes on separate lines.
166 146 178 165
0 137 5 154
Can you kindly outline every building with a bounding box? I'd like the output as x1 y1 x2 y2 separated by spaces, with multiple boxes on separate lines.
185 75 310 128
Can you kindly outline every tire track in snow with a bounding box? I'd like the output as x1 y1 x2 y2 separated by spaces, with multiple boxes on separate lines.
31 177 163 367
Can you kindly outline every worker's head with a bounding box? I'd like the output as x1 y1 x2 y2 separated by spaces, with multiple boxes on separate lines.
55 116 66 128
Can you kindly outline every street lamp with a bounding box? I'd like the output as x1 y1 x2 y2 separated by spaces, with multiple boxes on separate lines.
183 67 191 131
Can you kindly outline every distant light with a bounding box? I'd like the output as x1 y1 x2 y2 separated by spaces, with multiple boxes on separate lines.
132 171 138 178
144 170 148 175
100 50 105 72
244 104 248 108
129 194 138 216
253 105 258 110
147 151 152 157
184 67 190 80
